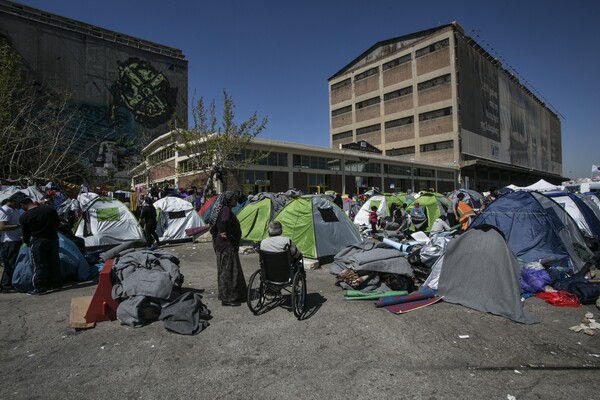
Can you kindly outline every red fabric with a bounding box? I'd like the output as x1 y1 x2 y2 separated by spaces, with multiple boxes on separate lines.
534 290 581 307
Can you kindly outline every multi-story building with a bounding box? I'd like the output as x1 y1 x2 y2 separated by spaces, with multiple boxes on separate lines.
329 22 563 191
0 0 188 177
131 132 457 196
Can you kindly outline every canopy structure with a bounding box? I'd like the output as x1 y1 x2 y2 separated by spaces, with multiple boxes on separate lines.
518 179 564 192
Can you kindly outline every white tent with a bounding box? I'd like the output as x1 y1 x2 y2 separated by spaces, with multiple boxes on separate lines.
518 179 563 192
153 196 205 242
74 197 145 248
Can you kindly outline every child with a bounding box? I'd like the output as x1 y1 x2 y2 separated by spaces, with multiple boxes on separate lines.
369 205 378 236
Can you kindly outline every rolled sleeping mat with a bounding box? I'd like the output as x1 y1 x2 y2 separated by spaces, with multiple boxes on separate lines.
99 241 137 261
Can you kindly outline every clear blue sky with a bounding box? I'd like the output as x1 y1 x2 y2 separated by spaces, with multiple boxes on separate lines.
15 0 600 179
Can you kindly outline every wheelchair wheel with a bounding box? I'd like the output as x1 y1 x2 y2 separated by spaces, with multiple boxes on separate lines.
291 271 306 320
247 269 265 314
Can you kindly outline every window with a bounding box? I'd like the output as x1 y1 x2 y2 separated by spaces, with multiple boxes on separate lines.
384 164 412 175
241 170 270 184
354 67 379 82
387 146 415 156
237 150 287 167
417 74 451 91
332 131 352 141
415 38 449 58
331 105 352 117
293 155 340 171
356 97 380 109
420 140 454 153
382 54 411 71
308 173 327 186
178 158 203 173
385 116 414 129
419 107 452 121
356 124 380 136
437 170 455 180
383 86 413 101
416 168 435 177
331 78 351 91
133 175 146 185
148 147 175 164
345 160 381 173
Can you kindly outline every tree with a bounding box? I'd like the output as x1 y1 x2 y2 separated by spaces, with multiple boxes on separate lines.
0 38 98 185
173 91 268 196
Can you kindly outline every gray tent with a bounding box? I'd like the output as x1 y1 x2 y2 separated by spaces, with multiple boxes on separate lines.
425 228 538 324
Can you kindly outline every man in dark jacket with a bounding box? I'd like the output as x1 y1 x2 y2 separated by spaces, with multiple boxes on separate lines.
19 196 61 295
140 196 160 249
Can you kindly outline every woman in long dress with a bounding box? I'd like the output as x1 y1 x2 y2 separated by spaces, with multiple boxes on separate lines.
209 191 247 306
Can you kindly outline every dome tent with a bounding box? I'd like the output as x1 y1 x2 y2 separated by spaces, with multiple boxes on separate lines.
153 196 205 243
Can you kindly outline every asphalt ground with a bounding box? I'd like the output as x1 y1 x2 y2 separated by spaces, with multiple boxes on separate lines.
1 240 599 400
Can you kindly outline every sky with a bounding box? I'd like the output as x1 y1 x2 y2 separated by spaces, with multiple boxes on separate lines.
13 0 600 179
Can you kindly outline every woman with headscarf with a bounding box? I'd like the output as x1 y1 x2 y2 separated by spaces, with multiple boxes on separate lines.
209 191 246 306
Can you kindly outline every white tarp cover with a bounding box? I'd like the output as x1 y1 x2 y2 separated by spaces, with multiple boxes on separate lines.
0 186 45 202
153 196 205 242
354 195 388 226
75 197 145 248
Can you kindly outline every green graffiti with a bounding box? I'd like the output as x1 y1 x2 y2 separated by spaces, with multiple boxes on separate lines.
110 58 177 129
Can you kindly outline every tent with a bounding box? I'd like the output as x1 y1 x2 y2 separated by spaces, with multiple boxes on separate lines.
448 189 483 211
74 196 145 249
406 191 449 232
424 228 537 324
198 195 219 223
580 196 600 229
544 191 600 239
274 195 362 262
237 192 290 242
153 196 205 243
518 179 563 192
468 191 594 273
0 186 45 203
354 193 407 227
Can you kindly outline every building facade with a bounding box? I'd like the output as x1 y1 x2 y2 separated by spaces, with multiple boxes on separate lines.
329 22 563 191
0 1 188 175
131 133 457 196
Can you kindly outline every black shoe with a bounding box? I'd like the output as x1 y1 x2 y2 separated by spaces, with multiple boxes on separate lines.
221 301 241 307
27 288 48 296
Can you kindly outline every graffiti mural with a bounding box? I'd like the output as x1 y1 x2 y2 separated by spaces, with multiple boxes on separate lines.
110 58 177 129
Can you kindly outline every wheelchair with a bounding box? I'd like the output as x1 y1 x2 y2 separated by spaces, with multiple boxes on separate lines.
247 247 307 320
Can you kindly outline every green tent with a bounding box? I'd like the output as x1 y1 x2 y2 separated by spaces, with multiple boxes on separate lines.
407 191 449 232
238 193 290 242
274 195 362 262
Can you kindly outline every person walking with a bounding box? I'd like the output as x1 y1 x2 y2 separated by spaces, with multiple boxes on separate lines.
209 191 246 307
0 194 23 292
140 196 160 249
19 196 61 295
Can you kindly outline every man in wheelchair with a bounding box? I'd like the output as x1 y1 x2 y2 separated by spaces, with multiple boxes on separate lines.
259 221 304 274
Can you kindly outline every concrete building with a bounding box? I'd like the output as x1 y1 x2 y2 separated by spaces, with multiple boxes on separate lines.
131 131 457 196
0 0 188 176
329 22 564 191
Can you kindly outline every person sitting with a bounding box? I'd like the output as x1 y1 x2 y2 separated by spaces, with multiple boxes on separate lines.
259 221 303 273
430 214 451 234
410 201 428 232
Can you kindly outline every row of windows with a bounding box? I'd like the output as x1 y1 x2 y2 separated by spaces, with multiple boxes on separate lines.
384 164 411 175
332 131 353 141
148 147 175 164
382 54 412 71
356 97 380 109
417 74 451 91
178 158 202 173
331 78 351 91
383 86 413 101
420 140 454 153
345 160 381 173
356 124 380 136
415 38 449 58
355 66 379 82
419 107 452 121
237 150 288 167
332 105 352 117
293 154 341 171
133 175 146 185
385 116 414 129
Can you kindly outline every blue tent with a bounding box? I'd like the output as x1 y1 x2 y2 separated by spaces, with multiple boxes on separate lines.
544 191 600 240
468 191 593 273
